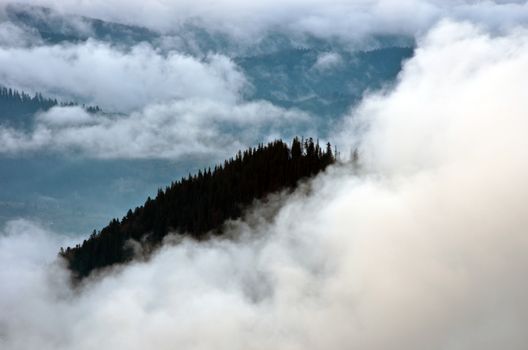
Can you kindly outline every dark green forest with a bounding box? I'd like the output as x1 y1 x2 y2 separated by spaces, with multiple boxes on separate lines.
61 138 335 279
0 86 101 127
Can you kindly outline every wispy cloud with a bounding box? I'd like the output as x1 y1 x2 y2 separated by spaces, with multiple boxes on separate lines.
0 100 312 159
312 52 343 71
3 0 527 41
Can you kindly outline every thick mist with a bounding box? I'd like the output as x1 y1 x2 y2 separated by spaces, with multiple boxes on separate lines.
1 20 528 349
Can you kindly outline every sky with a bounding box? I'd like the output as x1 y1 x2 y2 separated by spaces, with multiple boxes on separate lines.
1 1 528 349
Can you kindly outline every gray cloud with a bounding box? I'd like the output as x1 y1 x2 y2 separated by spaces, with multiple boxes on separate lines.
0 20 41 47
1 0 525 162
2 0 527 42
0 33 296 161
1 20 528 350
0 100 312 159
312 52 343 71
0 41 246 112
0 36 313 160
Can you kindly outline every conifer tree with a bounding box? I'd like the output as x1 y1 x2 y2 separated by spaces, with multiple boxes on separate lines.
61 138 336 279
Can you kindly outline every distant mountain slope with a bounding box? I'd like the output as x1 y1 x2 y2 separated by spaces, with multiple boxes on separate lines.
237 46 413 120
61 138 335 279
5 3 159 45
5 4 414 121
0 5 412 237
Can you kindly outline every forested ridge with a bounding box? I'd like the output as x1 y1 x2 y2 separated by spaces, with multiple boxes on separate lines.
0 86 57 116
0 86 101 126
61 138 336 279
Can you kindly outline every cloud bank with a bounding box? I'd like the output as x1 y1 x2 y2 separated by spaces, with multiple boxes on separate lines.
3 0 528 41
0 100 311 159
0 41 246 112
0 20 41 47
1 20 528 349
2 1 524 162
0 39 313 160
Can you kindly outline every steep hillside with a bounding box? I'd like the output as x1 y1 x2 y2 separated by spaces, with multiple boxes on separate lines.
61 138 335 279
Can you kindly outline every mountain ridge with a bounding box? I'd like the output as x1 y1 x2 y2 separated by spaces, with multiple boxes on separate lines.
61 137 336 279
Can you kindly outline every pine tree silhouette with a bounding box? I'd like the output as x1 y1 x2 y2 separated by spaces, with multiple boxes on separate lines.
61 137 335 279
0 85 101 127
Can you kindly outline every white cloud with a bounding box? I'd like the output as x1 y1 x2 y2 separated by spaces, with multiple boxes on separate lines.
36 105 92 125
0 21 41 47
0 100 312 159
1 20 528 350
0 36 314 160
312 52 343 71
3 0 527 42
337 19 528 173
0 40 246 112
1 0 525 162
